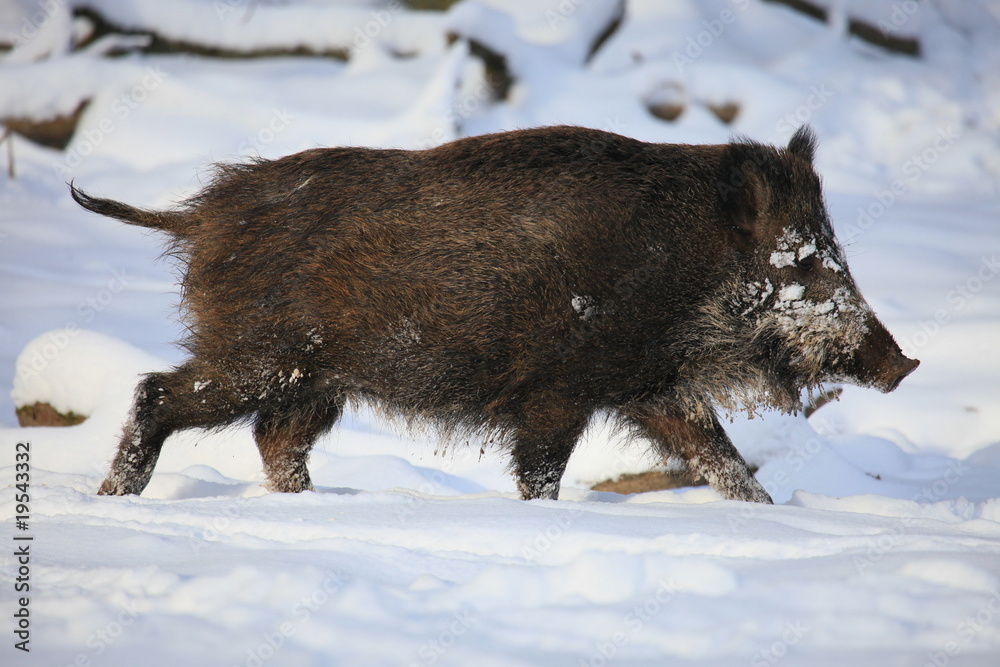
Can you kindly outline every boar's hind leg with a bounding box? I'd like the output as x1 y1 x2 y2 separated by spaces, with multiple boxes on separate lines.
253 394 343 493
627 407 773 504
510 402 590 501
99 364 251 496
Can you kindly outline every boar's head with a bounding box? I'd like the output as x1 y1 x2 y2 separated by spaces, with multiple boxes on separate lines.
708 126 918 415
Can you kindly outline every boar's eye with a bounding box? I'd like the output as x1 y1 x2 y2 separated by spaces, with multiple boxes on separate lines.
796 255 817 272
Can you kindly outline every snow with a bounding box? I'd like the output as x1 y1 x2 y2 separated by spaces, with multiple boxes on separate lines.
770 250 796 268
11 328 162 417
777 284 805 303
2 0 1000 665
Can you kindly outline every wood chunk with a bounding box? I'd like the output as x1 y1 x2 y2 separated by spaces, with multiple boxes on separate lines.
16 402 87 427
2 101 88 150
73 7 350 60
592 469 707 495
803 386 843 418
585 0 626 64
648 101 684 122
707 101 740 125
763 0 920 56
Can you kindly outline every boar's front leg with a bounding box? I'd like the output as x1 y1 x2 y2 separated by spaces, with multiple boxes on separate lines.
626 405 773 504
510 398 590 501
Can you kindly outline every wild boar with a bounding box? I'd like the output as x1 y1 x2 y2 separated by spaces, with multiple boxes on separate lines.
71 125 918 503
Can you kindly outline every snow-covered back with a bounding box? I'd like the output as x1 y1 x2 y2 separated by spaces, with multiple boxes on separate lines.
2 1 1000 665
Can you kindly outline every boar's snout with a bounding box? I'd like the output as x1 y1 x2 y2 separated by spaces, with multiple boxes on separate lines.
840 311 920 394
880 352 919 393
860 321 920 393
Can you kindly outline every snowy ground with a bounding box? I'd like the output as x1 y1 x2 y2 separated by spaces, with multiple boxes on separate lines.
2 0 1000 665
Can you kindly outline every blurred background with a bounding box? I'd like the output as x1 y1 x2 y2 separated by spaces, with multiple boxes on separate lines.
3 0 998 195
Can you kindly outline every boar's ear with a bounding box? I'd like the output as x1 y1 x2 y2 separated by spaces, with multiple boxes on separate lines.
787 126 817 164
718 141 772 238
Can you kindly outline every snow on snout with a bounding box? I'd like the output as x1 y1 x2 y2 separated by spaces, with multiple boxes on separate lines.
769 281 869 362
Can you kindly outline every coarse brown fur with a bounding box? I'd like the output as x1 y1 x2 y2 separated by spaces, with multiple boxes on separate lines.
72 125 917 502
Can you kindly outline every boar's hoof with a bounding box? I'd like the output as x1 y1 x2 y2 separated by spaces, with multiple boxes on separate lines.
263 480 315 493
97 475 139 496
517 477 560 501
738 484 774 505
262 467 314 494
712 461 773 504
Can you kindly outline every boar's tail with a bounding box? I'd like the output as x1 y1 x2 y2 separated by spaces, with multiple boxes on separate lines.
70 183 192 236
